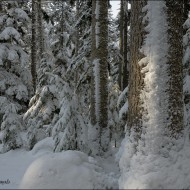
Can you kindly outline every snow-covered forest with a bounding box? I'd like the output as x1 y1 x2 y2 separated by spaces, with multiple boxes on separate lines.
0 0 190 189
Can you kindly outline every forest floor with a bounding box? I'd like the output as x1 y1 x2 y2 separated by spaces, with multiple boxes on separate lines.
0 138 120 189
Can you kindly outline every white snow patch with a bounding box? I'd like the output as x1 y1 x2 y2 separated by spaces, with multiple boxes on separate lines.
0 149 35 189
119 100 128 119
95 22 100 49
20 151 96 189
0 27 20 42
0 143 119 189
117 86 128 107
31 137 54 157
93 59 100 123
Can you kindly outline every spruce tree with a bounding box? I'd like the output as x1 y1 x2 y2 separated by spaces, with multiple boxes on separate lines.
0 1 32 152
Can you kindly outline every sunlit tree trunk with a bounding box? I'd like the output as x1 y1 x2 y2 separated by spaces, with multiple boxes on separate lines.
127 0 146 138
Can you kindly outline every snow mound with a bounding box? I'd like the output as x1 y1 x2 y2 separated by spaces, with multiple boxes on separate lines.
119 133 190 189
31 137 54 156
19 151 99 189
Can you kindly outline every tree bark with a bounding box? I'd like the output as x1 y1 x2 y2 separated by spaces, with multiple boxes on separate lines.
98 0 109 152
119 0 129 91
166 0 184 137
118 0 124 90
127 0 146 138
122 0 129 90
90 0 97 126
90 0 109 155
183 0 190 24
37 0 43 60
31 0 37 92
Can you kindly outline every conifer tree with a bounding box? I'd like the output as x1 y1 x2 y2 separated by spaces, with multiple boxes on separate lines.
90 0 109 155
0 1 32 152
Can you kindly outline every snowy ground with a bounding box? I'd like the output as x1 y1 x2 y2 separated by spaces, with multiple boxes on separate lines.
0 137 119 189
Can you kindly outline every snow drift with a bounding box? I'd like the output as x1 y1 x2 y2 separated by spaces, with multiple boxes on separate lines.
19 150 118 189
19 151 98 189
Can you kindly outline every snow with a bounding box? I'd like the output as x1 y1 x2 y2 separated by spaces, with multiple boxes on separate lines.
0 149 35 189
119 100 128 119
93 59 100 123
117 86 128 107
117 87 128 120
8 8 29 22
8 48 19 62
119 135 190 189
31 137 54 156
184 75 190 93
184 16 190 30
95 22 100 48
139 0 169 155
0 27 21 42
183 46 190 64
0 137 119 189
20 151 95 189
0 97 10 114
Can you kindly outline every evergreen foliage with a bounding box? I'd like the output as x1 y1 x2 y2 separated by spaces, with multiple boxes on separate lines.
0 1 31 152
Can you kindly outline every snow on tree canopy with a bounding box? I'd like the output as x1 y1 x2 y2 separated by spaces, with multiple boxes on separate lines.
8 8 29 22
0 2 31 153
0 27 21 42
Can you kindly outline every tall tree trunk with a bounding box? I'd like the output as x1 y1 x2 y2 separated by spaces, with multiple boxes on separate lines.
122 1 129 90
119 0 129 91
127 0 146 138
183 1 190 129
90 0 97 126
98 0 109 153
90 0 109 155
37 0 43 60
75 0 80 56
118 0 124 90
31 0 37 92
183 0 190 24
60 1 64 49
166 0 184 137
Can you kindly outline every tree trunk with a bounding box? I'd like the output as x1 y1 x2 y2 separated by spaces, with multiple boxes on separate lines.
31 0 37 92
122 1 129 90
75 0 80 55
166 0 184 137
183 0 190 24
127 0 146 138
60 1 64 49
90 0 109 155
118 0 124 90
119 0 129 91
37 0 43 61
90 0 97 126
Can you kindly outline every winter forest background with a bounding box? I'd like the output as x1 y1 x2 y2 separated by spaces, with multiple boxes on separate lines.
0 0 190 189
